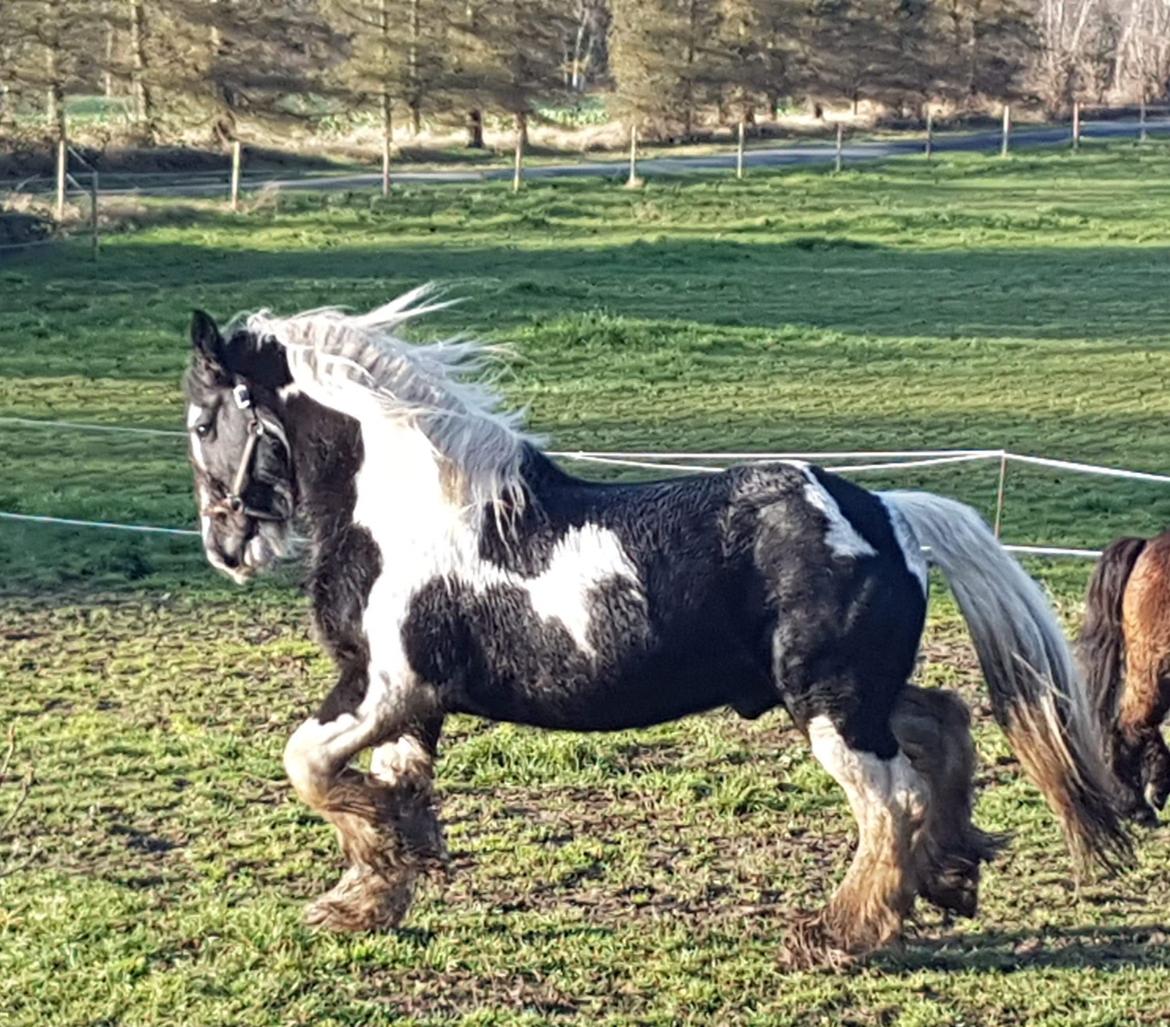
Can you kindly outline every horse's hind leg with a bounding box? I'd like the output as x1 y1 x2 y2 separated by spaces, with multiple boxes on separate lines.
283 691 447 932
1114 547 1170 816
1116 650 1170 816
892 685 1004 918
793 713 928 960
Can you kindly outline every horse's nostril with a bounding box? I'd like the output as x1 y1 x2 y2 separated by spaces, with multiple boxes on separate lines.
227 496 243 513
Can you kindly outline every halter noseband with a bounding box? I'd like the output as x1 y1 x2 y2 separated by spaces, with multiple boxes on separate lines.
211 383 284 522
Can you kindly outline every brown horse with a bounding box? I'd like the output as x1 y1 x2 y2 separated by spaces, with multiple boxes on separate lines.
1081 533 1170 823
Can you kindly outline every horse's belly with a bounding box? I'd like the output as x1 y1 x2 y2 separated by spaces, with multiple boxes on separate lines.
399 570 775 731
441 626 774 731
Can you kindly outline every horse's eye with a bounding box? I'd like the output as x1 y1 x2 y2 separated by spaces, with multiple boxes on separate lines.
195 424 210 437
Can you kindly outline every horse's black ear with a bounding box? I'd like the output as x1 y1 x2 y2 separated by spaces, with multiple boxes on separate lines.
190 309 227 374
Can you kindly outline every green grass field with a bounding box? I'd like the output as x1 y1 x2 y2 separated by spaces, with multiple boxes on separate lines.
2 143 1169 1025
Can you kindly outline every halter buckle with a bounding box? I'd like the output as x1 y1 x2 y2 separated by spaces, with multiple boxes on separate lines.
232 383 252 410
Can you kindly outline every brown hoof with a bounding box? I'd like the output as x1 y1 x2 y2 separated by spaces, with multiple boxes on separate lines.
305 865 415 932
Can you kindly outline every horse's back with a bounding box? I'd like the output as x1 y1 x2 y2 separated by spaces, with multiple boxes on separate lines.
1124 532 1170 660
408 458 926 733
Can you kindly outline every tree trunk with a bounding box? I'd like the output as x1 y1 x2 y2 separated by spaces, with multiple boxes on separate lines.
104 21 116 97
128 0 153 131
408 0 421 134
512 111 526 192
380 0 392 195
467 109 484 148
571 18 586 91
45 40 59 130
683 0 697 139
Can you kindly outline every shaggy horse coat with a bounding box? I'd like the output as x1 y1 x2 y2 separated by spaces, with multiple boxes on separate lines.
182 290 1128 961
1080 533 1170 823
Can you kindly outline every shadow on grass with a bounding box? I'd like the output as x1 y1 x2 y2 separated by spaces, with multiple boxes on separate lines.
877 923 1170 973
8 232 1170 345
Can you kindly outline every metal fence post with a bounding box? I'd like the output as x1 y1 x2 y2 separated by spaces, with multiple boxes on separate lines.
993 452 1009 538
834 122 843 173
1072 101 1081 152
1001 104 1011 157
1140 98 1148 143
924 108 933 160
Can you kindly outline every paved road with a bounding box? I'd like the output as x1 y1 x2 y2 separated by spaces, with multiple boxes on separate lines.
10 117 1170 198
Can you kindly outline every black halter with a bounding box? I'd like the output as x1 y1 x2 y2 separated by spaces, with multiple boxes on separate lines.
216 383 283 522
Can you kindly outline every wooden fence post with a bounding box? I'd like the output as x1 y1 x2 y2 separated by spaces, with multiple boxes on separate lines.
55 137 67 221
924 108 933 160
834 122 843 173
1140 97 1148 144
1001 104 1010 157
736 118 745 180
90 171 99 261
512 113 525 193
1072 100 1081 152
230 139 242 211
626 123 639 187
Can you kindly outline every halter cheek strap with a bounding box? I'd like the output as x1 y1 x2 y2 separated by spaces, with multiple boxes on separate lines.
214 383 284 522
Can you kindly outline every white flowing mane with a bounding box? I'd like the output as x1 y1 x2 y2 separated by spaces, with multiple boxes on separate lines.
242 285 534 517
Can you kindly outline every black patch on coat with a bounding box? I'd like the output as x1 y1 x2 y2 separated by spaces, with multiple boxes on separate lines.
286 396 383 724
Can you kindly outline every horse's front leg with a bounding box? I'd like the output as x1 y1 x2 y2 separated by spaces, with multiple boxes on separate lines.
283 675 446 932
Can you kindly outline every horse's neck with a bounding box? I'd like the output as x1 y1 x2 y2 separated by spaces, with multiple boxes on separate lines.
351 418 465 549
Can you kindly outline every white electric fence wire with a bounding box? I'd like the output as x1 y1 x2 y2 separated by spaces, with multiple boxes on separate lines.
3 415 1167 555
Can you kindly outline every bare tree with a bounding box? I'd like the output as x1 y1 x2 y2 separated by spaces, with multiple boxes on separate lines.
1034 0 1105 111
1111 0 1170 100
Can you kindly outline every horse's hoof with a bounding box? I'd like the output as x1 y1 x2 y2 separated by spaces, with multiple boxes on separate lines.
304 866 414 932
778 913 856 971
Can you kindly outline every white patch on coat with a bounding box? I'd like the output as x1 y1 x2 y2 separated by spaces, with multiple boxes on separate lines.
370 735 432 785
284 713 365 806
880 495 928 593
347 413 642 733
802 471 877 560
186 403 208 471
491 523 641 655
808 715 927 826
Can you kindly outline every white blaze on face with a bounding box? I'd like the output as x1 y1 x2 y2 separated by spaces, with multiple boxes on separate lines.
802 471 877 560
197 484 213 543
186 403 208 471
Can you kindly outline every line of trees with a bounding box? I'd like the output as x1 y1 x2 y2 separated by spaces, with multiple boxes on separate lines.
1 0 1168 158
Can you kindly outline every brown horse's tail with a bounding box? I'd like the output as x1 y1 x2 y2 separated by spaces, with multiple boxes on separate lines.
1079 537 1147 774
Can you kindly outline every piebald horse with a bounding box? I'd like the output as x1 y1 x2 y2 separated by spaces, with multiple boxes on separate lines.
1081 533 1170 824
181 289 1127 962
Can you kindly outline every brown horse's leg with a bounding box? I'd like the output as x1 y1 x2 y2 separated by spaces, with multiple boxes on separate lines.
1118 541 1170 815
892 686 1005 918
1116 652 1170 815
788 715 928 963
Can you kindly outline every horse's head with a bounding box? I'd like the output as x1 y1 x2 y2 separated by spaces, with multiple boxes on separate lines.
183 309 297 584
